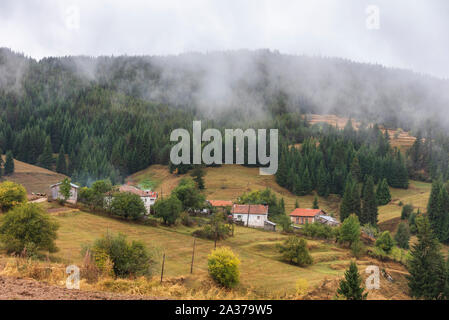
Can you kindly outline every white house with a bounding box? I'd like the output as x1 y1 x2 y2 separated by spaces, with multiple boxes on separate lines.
50 182 79 204
106 184 158 215
231 204 268 228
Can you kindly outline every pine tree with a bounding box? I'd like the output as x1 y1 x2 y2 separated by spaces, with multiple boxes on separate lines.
376 178 391 205
0 148 3 178
350 156 362 182
395 222 410 249
301 168 312 195
427 180 449 242
191 165 205 189
336 261 368 300
295 199 299 209
4 150 14 175
313 196 319 209
37 136 54 170
407 216 446 299
56 145 67 175
317 164 329 197
340 179 354 222
350 182 361 219
361 176 378 226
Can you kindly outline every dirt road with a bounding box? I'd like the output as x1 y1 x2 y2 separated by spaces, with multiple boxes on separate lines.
0 276 156 300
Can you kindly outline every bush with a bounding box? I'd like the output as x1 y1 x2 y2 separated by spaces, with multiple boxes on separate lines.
180 212 195 227
278 236 313 267
375 231 394 253
0 203 59 255
274 214 293 233
208 247 240 288
295 278 309 297
350 240 365 258
338 214 360 246
111 192 146 220
154 195 183 226
86 233 155 278
192 212 232 240
301 222 334 240
0 181 27 212
401 204 413 220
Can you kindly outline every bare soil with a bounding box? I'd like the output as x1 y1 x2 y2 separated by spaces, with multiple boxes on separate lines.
0 276 157 300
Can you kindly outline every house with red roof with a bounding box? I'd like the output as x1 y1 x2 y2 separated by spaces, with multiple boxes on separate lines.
207 200 233 208
105 184 158 215
289 208 326 225
231 204 268 228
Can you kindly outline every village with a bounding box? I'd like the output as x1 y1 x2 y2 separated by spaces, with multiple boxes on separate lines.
48 180 340 231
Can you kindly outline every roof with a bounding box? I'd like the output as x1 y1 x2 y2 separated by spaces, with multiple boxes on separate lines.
231 204 268 215
289 208 324 217
50 182 80 189
265 220 276 226
317 215 339 225
208 200 233 207
118 185 158 198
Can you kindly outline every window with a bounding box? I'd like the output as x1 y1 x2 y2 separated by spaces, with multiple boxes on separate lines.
257 216 260 220
237 215 242 220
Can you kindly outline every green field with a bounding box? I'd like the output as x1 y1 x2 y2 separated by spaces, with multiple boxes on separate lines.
49 204 352 295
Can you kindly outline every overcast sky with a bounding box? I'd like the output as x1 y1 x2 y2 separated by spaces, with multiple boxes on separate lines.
1 0 448 78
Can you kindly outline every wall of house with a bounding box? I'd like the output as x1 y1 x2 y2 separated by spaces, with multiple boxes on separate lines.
290 216 315 225
233 213 267 228
51 185 77 204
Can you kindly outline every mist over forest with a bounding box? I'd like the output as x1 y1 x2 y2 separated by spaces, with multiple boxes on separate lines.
1 47 449 186
2 47 449 130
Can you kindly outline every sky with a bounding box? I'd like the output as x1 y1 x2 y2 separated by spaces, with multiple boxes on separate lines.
0 0 448 78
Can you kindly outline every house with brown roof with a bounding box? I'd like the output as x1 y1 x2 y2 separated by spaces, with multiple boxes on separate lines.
289 208 326 225
231 204 268 228
207 200 233 208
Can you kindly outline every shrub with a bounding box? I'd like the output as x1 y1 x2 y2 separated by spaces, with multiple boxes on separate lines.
301 222 334 240
375 231 394 253
0 203 59 255
295 278 309 297
274 214 293 233
86 233 155 278
180 212 195 227
0 181 27 212
338 214 360 246
208 247 240 288
111 192 146 220
350 240 365 258
401 204 413 220
192 212 232 240
278 236 313 267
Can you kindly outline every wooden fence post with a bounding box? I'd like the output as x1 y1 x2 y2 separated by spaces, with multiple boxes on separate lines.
190 238 196 274
160 253 165 284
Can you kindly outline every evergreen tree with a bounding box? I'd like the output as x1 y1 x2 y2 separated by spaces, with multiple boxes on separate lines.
407 216 446 299
340 179 354 222
4 151 14 175
317 163 329 197
361 176 378 226
395 222 410 249
37 136 54 170
56 145 67 175
427 180 449 242
313 196 319 209
295 199 299 209
0 148 3 178
350 156 362 182
191 165 206 189
336 261 368 300
376 178 391 205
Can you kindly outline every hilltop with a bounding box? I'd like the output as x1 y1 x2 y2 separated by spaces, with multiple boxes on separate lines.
0 157 65 194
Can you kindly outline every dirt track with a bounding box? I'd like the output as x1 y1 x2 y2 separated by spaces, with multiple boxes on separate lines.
0 276 156 300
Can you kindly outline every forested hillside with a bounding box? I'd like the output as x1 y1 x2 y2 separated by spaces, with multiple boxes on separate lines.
1 47 449 188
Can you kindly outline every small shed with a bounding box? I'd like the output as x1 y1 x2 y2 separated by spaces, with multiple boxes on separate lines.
264 220 276 232
50 182 79 204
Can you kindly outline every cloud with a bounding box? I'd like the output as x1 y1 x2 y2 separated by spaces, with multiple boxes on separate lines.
0 0 448 78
